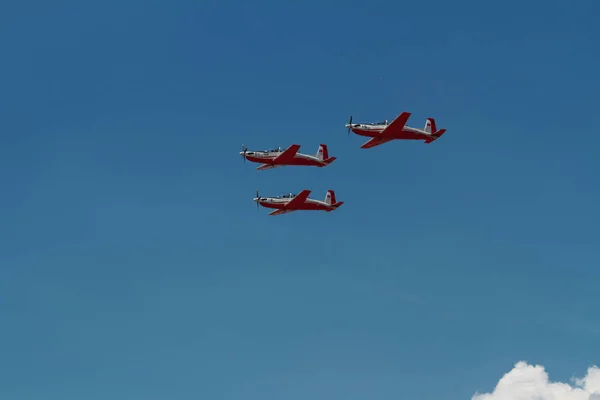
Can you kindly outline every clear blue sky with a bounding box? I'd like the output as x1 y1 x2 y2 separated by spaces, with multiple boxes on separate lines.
1 1 599 399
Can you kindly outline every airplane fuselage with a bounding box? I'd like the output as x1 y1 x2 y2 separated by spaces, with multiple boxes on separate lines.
242 151 328 167
346 123 435 141
255 197 335 211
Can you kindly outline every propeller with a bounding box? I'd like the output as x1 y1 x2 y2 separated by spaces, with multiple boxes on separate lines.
347 116 353 135
254 189 260 209
241 144 248 162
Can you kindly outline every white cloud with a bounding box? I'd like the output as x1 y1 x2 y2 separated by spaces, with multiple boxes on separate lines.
473 361 600 400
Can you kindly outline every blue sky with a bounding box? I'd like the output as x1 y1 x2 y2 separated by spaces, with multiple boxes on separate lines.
1 0 599 399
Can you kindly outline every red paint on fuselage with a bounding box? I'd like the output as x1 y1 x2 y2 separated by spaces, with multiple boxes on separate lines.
351 127 425 141
244 155 329 167
258 199 334 211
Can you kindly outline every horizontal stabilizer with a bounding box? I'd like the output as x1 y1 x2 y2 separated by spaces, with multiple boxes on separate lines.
322 156 336 165
433 129 446 138
424 129 447 144
326 201 344 211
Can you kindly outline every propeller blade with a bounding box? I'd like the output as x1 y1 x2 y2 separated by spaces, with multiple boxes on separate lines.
347 116 353 135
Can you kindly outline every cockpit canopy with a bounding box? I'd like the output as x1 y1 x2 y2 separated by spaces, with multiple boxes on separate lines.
373 120 388 125
276 193 296 199
262 147 282 153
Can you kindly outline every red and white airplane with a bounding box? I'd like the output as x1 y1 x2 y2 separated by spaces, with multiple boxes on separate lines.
253 189 343 216
240 144 336 170
345 112 447 148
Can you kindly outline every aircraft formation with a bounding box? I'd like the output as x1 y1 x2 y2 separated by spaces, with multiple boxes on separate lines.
241 111 447 216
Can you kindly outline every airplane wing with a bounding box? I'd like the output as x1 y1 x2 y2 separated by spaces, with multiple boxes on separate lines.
360 136 395 149
256 163 276 170
272 144 301 163
380 112 411 136
283 189 311 209
269 209 296 216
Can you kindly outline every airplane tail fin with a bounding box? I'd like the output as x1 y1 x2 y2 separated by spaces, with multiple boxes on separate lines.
316 144 329 161
424 118 447 144
325 190 336 205
424 118 437 134
325 190 343 211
